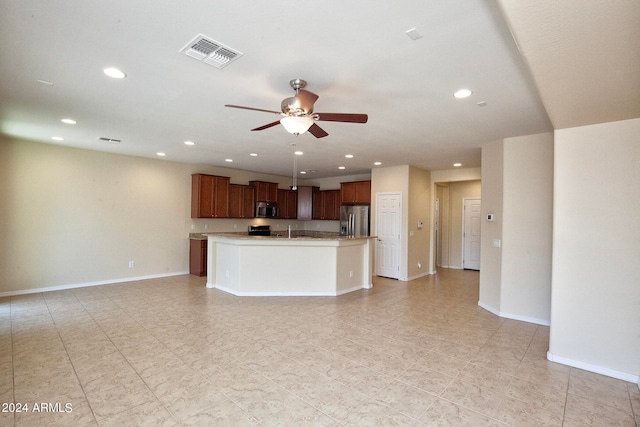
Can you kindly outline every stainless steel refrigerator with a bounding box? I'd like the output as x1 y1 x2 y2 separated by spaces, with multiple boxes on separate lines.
340 205 370 237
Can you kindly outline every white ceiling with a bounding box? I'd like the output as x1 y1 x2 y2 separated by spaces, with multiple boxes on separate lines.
0 1 637 178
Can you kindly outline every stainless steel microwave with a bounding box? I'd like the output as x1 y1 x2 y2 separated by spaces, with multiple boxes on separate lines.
255 201 278 218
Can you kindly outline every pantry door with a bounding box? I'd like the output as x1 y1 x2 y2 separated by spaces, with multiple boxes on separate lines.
376 193 401 279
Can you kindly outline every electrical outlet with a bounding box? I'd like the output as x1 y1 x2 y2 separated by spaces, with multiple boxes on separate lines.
349 270 353 278
417 262 422 268
204 224 208 229
225 270 230 278
128 261 134 268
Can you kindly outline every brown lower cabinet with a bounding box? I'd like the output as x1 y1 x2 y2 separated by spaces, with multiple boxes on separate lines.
189 239 207 276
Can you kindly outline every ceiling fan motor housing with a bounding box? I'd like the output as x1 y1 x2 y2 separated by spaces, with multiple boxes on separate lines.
281 96 312 116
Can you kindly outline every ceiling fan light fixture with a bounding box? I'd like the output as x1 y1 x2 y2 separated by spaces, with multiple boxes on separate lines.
280 116 314 135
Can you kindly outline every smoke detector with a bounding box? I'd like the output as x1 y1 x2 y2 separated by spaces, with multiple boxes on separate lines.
180 34 242 69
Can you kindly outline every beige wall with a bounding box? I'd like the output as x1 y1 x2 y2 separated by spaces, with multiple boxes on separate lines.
479 140 504 313
502 133 554 323
0 136 366 295
479 133 554 325
0 137 191 293
549 118 640 381
407 166 431 279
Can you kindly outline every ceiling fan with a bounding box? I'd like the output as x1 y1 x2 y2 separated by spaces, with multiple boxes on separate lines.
225 79 368 138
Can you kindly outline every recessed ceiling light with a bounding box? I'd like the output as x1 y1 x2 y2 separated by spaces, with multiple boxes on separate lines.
345 154 354 158
51 136 64 141
103 67 126 79
338 166 346 170
300 171 307 175
61 118 76 125
453 163 462 167
374 162 382 166
294 151 303 156
454 89 472 99
184 140 195 146
156 152 166 157
225 158 233 162
249 153 258 157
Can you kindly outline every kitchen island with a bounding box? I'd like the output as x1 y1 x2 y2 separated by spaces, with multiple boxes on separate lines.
204 233 375 296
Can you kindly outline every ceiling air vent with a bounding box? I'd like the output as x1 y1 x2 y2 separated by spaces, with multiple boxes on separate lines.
97 137 121 144
180 34 242 69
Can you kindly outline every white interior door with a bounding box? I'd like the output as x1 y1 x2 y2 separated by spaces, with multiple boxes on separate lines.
463 198 481 270
376 193 401 279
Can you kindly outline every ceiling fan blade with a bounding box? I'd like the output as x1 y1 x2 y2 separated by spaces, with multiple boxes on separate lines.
296 89 319 112
251 121 281 131
308 123 329 138
315 113 368 123
225 104 282 115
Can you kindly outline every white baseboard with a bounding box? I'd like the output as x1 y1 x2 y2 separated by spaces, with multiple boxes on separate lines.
400 271 433 282
0 271 189 297
547 351 640 384
212 283 368 297
477 301 550 326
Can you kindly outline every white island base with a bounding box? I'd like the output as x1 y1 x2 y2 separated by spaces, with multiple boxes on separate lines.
206 235 374 296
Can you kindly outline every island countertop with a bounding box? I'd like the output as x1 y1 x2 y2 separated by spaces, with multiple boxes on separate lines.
190 231 375 241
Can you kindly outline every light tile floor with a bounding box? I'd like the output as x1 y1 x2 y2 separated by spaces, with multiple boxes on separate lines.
0 269 638 426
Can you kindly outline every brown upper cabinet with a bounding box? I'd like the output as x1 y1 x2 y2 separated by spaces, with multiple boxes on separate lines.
249 181 279 202
191 174 230 218
296 186 319 220
313 189 340 220
277 189 298 219
228 184 255 218
340 180 371 205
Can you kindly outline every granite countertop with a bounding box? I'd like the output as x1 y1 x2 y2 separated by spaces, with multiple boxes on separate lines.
189 231 373 241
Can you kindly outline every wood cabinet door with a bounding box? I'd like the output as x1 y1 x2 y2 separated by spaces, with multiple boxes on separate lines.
312 191 323 219
192 174 214 218
296 186 317 220
228 184 242 218
242 186 255 218
324 190 340 220
278 189 297 219
267 183 279 203
189 239 207 276
249 181 278 202
340 182 356 204
213 176 230 217
340 181 371 204
285 190 297 219
355 181 371 204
